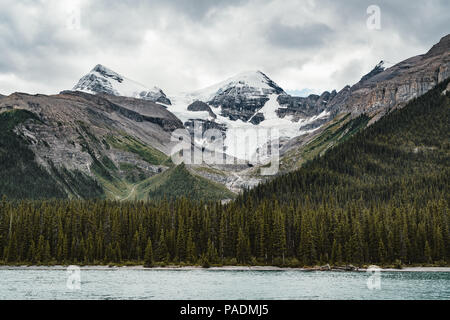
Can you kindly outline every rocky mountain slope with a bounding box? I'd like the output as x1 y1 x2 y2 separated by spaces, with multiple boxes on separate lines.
278 34 450 169
0 91 185 199
325 34 450 121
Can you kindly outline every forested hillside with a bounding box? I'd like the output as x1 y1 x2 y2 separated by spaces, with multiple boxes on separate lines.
0 80 448 267
141 164 235 202
242 79 450 207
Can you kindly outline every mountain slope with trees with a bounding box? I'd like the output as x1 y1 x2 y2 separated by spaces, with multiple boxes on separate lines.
0 80 448 267
242 78 450 207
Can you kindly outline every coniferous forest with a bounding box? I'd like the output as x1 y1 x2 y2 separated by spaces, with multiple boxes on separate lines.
0 80 448 267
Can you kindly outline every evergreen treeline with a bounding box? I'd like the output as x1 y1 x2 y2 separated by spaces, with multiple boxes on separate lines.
0 197 448 266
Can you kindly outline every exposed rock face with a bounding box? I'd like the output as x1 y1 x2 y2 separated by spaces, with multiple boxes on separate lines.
169 70 319 162
187 101 216 119
73 64 172 105
172 35 449 172
184 119 228 155
95 93 183 131
325 34 450 119
184 118 227 135
277 91 336 121
249 112 265 125
275 35 449 132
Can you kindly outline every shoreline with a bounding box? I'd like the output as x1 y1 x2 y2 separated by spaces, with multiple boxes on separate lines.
1 265 449 272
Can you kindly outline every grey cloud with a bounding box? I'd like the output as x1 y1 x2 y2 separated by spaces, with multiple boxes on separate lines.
318 0 450 47
85 0 250 22
331 59 366 90
266 22 333 49
0 0 448 96
156 0 250 20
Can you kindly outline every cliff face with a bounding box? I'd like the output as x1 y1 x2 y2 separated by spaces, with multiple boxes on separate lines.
327 34 450 120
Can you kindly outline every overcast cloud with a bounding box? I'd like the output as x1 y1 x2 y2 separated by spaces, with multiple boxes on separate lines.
0 0 448 96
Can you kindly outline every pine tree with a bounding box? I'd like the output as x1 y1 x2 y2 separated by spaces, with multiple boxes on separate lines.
144 238 154 267
186 231 196 264
236 228 250 264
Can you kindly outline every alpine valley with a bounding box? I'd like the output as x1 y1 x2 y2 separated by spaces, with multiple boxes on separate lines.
0 34 449 201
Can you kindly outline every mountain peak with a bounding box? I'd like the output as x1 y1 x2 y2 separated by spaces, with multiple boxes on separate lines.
73 64 171 105
91 63 119 75
425 33 450 57
360 60 385 82
89 64 125 83
226 70 281 89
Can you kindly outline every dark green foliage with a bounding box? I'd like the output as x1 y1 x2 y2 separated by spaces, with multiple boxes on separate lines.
107 135 170 166
119 163 147 184
145 163 235 202
49 164 104 199
280 113 370 170
0 196 447 266
90 156 114 182
101 156 118 172
144 238 154 267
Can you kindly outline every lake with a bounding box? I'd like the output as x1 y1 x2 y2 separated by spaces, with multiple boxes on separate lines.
0 267 449 300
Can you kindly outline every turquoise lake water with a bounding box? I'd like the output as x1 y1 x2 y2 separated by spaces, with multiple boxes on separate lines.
0 268 449 300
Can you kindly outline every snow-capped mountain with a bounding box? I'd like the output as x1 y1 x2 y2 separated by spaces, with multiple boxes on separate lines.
167 70 330 160
72 67 332 161
73 64 171 105
186 70 285 123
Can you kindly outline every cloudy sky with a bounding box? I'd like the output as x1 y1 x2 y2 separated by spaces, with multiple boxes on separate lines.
0 0 448 96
